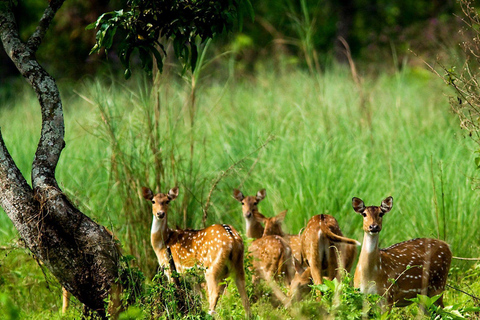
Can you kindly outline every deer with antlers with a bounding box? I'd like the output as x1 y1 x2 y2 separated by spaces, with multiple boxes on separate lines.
352 196 452 307
143 186 250 316
301 214 360 286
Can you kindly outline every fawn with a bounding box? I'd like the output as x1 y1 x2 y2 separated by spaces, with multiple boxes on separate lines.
248 234 295 286
143 186 250 316
233 189 295 286
352 196 452 307
288 258 313 303
233 189 302 262
259 209 303 264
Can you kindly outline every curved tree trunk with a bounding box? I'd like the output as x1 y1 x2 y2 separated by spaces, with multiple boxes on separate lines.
0 1 121 317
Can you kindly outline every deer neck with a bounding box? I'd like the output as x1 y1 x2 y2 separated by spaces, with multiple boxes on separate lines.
151 216 169 251
246 211 265 239
355 232 381 294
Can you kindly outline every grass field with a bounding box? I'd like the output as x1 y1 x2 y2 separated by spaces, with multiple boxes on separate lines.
1 64 480 318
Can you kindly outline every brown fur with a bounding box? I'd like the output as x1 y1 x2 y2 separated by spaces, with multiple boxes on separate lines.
234 189 296 290
289 259 313 303
233 188 266 239
144 187 250 316
352 197 452 307
301 214 359 286
260 210 303 265
248 235 295 286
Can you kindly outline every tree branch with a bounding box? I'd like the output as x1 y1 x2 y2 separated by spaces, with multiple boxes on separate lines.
26 0 66 52
0 3 122 316
1 1 65 202
0 129 36 238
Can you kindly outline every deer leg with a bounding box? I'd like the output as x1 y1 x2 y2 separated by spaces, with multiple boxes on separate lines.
435 294 444 308
326 246 337 281
309 254 323 285
309 240 324 285
62 287 70 314
233 265 251 318
205 269 221 314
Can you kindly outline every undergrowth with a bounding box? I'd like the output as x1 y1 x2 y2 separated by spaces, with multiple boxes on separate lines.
1 64 480 318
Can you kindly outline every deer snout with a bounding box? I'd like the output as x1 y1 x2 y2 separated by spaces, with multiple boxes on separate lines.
155 211 165 219
244 211 252 219
368 224 381 233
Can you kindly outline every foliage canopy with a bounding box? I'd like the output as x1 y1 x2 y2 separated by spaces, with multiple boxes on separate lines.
87 0 254 78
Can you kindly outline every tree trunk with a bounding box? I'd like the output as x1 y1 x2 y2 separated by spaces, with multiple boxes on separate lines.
0 1 121 317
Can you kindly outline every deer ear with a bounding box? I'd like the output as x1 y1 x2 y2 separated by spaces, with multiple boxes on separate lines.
293 257 306 275
168 187 179 200
233 189 244 202
381 196 393 213
254 212 267 223
142 187 154 201
256 189 266 202
276 210 287 222
352 197 366 214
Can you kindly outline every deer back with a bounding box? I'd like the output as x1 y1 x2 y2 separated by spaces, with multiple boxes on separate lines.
301 214 359 285
166 224 244 272
260 210 304 264
301 214 359 266
377 238 452 306
248 235 295 285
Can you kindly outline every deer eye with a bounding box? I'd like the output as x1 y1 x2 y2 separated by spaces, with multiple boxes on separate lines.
165 200 170 205
253 202 258 205
241 202 245 205
361 212 367 217
379 212 384 217
151 200 155 204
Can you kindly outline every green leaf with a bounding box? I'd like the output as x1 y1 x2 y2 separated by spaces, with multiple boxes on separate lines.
138 47 153 74
124 68 131 80
190 43 198 71
103 26 117 49
149 46 164 73
85 21 96 30
475 157 480 169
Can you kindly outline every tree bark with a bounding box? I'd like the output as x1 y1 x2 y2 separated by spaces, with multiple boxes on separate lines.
0 1 121 317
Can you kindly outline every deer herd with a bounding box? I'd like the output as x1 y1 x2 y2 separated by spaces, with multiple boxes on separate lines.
142 187 452 316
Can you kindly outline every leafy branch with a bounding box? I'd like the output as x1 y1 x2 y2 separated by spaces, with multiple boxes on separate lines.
87 0 254 79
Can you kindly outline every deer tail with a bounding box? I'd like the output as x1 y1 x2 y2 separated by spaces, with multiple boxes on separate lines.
319 216 361 246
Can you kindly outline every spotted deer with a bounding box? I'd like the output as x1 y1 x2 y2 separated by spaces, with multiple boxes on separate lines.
288 258 313 303
259 210 303 264
233 189 303 263
233 189 295 287
143 187 250 316
233 188 267 239
248 235 295 286
352 196 452 307
301 214 360 286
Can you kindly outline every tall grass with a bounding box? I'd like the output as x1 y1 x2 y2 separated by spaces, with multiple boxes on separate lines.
1 64 480 317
